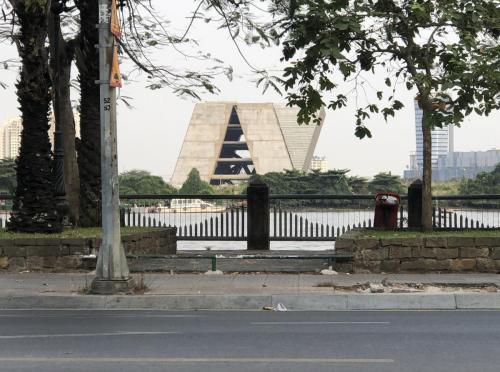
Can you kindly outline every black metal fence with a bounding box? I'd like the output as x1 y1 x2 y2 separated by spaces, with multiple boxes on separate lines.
119 194 500 241
0 194 498 240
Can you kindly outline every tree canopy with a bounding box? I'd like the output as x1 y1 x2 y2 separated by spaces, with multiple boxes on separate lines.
271 0 499 231
368 172 405 194
119 170 177 195
179 168 214 195
459 163 500 195
273 0 500 136
0 158 16 194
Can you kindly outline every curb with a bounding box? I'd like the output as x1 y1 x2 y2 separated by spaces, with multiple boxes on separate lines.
1 293 500 311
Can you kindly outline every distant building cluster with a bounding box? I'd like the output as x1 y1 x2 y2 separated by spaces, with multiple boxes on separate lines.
0 114 80 160
310 155 328 173
404 100 500 181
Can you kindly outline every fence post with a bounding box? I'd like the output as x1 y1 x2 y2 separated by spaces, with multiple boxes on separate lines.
247 181 270 250
408 179 422 230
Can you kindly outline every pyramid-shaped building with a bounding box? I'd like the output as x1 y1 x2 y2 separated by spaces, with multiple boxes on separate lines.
171 102 325 187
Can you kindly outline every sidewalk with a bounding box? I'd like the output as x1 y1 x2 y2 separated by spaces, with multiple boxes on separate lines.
1 272 500 310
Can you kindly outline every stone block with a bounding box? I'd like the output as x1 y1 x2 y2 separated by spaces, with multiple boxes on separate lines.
475 237 500 247
68 245 90 255
8 257 25 271
380 260 400 273
26 256 44 270
335 238 355 251
401 259 451 272
354 260 381 273
460 247 489 258
400 238 424 247
355 238 379 250
380 238 403 247
490 247 500 260
476 258 497 272
450 259 476 271
425 237 447 247
42 256 58 268
359 248 388 261
3 246 26 257
434 248 458 260
0 240 13 246
447 237 475 247
389 246 412 259
58 256 83 270
14 238 61 246
0 256 8 269
412 246 436 258
26 245 65 257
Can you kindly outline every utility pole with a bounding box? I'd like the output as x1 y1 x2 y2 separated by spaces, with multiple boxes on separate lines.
91 0 133 294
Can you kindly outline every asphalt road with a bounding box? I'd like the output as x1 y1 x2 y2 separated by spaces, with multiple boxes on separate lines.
0 310 499 372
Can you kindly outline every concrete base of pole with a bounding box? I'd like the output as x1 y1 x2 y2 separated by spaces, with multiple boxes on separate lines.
90 278 135 295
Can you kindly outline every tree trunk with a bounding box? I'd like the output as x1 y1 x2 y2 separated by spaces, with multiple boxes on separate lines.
75 0 101 227
8 0 62 233
420 100 433 232
48 6 80 226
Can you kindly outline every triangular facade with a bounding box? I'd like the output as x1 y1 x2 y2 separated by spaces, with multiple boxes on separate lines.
211 107 256 185
170 102 325 187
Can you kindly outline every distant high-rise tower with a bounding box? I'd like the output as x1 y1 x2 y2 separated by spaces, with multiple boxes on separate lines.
0 117 22 159
414 99 453 170
0 114 81 160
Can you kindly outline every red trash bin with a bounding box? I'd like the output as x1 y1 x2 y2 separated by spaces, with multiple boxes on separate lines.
374 192 400 229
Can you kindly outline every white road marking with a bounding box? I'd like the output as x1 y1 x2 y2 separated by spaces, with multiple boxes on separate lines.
0 314 199 318
251 321 390 325
0 331 177 339
0 357 395 364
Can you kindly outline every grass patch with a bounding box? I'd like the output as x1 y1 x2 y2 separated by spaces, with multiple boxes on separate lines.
0 227 158 239
359 229 500 238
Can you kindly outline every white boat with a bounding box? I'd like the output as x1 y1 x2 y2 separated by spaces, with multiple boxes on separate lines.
150 199 228 213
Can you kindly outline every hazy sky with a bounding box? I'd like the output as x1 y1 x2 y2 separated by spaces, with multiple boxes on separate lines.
0 1 498 181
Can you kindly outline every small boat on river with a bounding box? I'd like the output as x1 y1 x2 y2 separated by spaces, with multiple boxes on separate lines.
149 199 228 213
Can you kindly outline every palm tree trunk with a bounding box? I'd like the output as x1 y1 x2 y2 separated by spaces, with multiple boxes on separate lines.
75 0 101 227
8 0 62 233
48 5 80 226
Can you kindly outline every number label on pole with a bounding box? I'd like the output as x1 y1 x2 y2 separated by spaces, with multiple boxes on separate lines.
103 97 111 111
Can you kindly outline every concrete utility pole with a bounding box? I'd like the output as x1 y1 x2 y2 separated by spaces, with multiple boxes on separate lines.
91 0 133 294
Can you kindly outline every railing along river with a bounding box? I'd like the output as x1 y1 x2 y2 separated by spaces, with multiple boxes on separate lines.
0 194 497 241
118 194 500 241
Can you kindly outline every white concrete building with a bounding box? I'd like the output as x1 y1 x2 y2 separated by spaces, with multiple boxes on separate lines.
310 155 328 173
171 102 325 187
414 99 453 170
0 114 80 159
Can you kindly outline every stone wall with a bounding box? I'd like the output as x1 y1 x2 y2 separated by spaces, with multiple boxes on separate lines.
336 231 500 273
0 228 176 272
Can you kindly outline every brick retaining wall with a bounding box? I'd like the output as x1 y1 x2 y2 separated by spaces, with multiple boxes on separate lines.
0 228 176 272
336 230 500 273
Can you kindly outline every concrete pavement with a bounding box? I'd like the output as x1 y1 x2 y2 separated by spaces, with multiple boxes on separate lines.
0 310 499 371
1 272 500 310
